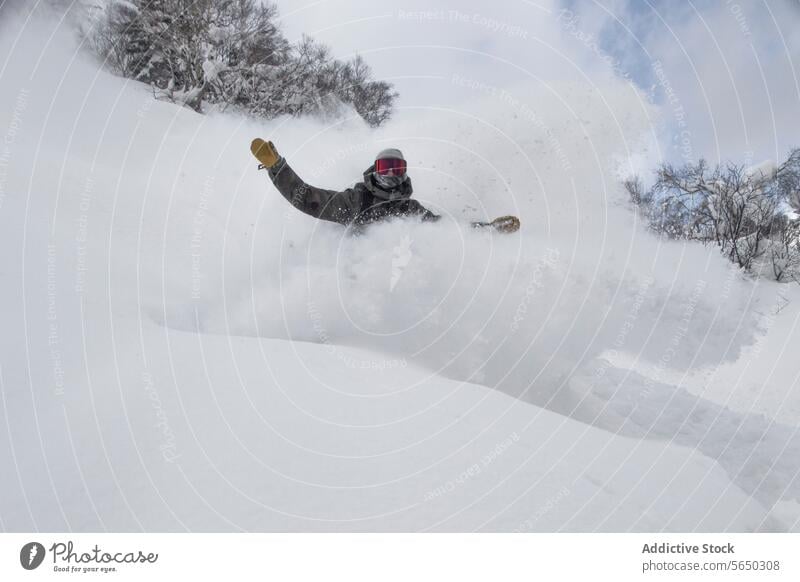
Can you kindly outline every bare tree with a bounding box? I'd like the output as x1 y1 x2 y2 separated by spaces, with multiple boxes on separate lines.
768 214 800 282
628 148 800 281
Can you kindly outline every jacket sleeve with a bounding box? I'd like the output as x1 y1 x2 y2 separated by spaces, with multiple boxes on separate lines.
267 157 364 225
408 199 441 222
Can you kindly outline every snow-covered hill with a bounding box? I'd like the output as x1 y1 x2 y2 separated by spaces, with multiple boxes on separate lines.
1 12 799 531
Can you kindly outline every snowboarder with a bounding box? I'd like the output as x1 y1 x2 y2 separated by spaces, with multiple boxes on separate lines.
250 138 519 232
251 138 439 229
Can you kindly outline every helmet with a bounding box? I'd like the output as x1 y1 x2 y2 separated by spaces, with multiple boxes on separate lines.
373 148 408 191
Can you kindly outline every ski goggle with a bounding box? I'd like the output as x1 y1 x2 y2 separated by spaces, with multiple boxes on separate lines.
375 157 407 176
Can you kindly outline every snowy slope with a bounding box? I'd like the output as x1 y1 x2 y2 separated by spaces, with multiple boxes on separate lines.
1 13 799 532
0 327 776 532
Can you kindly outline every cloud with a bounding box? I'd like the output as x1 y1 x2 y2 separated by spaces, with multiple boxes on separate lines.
563 0 800 166
273 0 799 169
270 0 629 106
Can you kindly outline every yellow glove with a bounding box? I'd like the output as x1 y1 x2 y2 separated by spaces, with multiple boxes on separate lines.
490 215 520 233
250 138 280 168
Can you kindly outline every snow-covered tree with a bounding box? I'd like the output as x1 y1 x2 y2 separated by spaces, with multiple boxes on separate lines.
627 148 800 281
340 54 397 127
87 0 396 125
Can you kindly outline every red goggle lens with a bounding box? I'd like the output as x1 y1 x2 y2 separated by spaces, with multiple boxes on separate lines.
375 158 407 176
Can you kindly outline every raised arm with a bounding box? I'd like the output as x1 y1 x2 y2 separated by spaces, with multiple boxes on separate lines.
251 138 364 225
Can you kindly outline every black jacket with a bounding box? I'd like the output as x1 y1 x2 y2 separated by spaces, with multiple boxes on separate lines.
267 158 439 228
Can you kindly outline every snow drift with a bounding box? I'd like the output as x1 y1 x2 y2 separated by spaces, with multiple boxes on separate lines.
1 11 799 531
